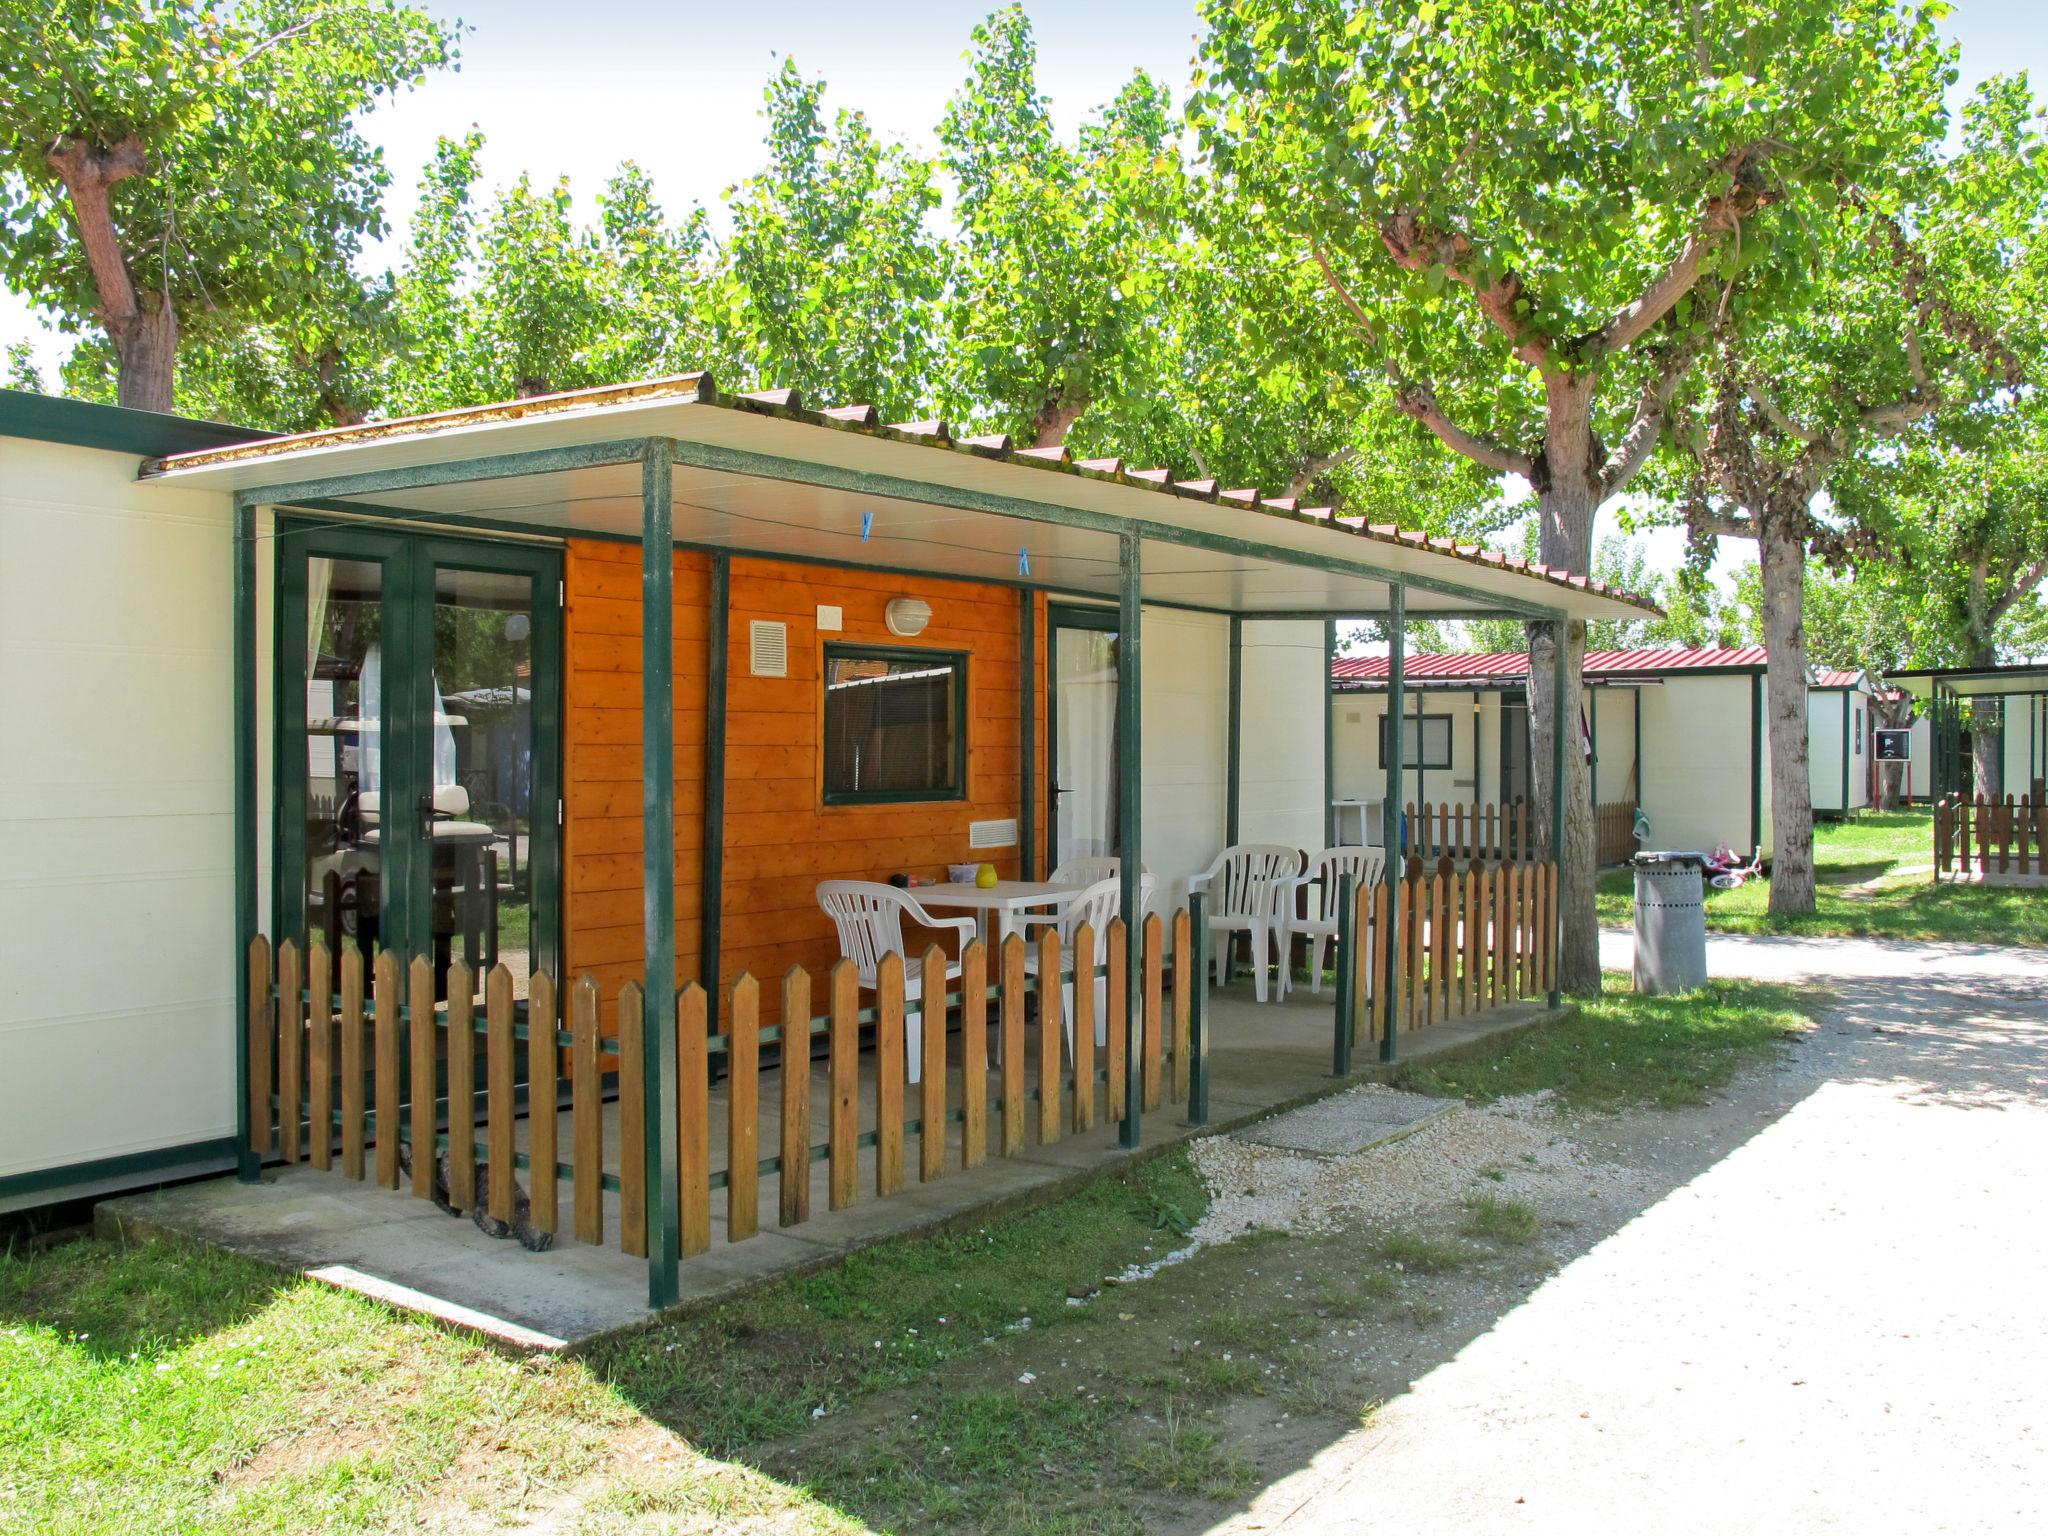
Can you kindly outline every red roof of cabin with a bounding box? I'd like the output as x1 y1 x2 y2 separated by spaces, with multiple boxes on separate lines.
1332 646 1777 684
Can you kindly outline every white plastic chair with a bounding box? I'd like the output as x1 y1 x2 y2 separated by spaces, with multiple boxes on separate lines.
1274 847 1386 1000
1048 854 1122 888
1188 844 1303 1002
1021 874 1154 1060
816 881 976 1083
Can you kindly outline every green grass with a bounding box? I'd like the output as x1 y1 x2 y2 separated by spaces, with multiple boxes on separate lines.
0 1235 678 1535
587 1152 1211 1454
1398 974 1824 1109
1458 1193 1541 1246
1597 809 2046 946
1374 1231 1474 1274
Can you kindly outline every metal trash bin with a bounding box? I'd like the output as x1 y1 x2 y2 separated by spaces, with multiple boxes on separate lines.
1632 852 1708 995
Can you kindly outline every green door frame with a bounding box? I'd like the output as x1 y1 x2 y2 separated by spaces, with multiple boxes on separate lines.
271 516 564 976
1045 603 1121 873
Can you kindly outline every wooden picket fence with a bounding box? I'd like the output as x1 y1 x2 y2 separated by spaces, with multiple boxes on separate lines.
1935 786 2048 878
1594 801 1639 867
246 912 1195 1258
1341 856 1558 1045
1406 799 1539 862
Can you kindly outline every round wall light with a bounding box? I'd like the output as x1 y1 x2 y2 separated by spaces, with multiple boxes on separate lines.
885 596 933 637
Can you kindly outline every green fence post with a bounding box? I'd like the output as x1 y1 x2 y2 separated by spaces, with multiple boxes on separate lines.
1188 889 1210 1127
1332 870 1356 1076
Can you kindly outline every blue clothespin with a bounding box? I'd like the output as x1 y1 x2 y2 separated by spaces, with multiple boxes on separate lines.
1018 546 1031 576
860 510 874 541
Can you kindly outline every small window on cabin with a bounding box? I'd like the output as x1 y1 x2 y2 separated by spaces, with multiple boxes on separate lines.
1855 707 1864 753
823 646 967 803
1379 713 1454 770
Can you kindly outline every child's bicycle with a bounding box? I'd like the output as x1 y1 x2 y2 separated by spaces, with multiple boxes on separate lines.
1704 845 1766 890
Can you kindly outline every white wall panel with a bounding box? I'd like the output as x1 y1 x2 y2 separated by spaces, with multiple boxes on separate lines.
0 438 239 1180
1139 608 1228 915
1237 620 1326 853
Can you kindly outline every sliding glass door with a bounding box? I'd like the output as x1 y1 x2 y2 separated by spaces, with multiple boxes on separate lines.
1049 606 1120 868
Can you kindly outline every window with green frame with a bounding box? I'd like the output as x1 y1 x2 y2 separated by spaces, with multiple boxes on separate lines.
823 644 968 804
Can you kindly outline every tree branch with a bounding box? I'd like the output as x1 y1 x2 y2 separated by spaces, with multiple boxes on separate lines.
1590 142 1780 355
1393 382 1536 478
1310 243 1383 351
1752 388 1824 447
1285 445 1358 500
43 135 149 331
1378 213 1551 371
1600 328 1707 496
1986 555 2048 628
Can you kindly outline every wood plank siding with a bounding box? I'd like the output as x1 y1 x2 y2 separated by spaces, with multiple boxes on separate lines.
562 541 1048 1018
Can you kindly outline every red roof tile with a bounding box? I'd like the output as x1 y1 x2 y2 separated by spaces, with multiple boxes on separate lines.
1333 646 1774 684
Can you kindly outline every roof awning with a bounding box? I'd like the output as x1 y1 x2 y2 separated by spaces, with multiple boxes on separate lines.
139 375 1657 624
1892 664 2048 699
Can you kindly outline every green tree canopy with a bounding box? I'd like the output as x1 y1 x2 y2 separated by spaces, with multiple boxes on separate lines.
0 0 455 411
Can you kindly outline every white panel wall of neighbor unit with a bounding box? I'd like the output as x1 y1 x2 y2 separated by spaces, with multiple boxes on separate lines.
1138 607 1228 917
1236 620 1327 854
1333 690 1487 809
0 437 240 1195
1996 693 2047 799
1638 675 1772 857
1907 713 1933 800
1808 690 1849 814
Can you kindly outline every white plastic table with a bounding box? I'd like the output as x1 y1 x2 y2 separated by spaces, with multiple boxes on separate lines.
912 880 1082 947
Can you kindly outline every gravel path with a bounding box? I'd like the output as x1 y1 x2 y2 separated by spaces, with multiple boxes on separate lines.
1202 930 2048 1536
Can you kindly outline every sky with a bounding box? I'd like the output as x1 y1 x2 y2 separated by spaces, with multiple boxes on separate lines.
5 0 2044 578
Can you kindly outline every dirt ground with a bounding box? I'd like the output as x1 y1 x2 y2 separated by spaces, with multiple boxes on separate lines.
723 929 2048 1535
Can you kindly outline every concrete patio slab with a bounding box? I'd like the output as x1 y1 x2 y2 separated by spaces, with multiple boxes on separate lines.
100 981 1563 1350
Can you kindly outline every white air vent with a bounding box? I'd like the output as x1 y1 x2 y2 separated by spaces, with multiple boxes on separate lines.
968 818 1018 850
749 620 788 678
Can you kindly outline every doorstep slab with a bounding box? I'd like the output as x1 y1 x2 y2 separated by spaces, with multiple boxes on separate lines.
1233 1088 1457 1157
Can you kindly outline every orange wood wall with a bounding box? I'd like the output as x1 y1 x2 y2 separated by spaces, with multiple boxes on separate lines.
563 542 1048 1020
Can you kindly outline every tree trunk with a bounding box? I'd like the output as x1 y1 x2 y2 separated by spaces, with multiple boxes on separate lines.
44 135 177 414
112 306 179 414
1759 513 1816 913
1528 371 1600 995
1971 698 2003 800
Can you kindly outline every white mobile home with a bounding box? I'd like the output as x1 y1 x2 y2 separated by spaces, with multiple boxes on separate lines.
0 381 1648 1226
1332 647 1907 865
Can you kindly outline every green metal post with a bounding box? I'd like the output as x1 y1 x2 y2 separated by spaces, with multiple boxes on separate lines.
641 440 681 1310
1187 889 1210 1126
1324 620 1337 851
1380 584 1404 1064
233 503 260 1182
704 554 729 1034
1548 619 1567 1010
1020 594 1037 879
1117 531 1144 1147
1332 870 1356 1076
1749 673 1764 853
1840 689 1851 816
1226 616 1242 846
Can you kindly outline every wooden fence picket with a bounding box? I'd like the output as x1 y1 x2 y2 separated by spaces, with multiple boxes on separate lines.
676 983 710 1257
875 952 906 1196
959 941 989 1166
1038 930 1063 1144
407 955 433 1195
728 973 761 1239
528 972 558 1236
374 949 402 1190
1000 936 1026 1153
780 967 812 1226
479 964 511 1223
339 944 363 1179
828 960 858 1210
574 976 605 1244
